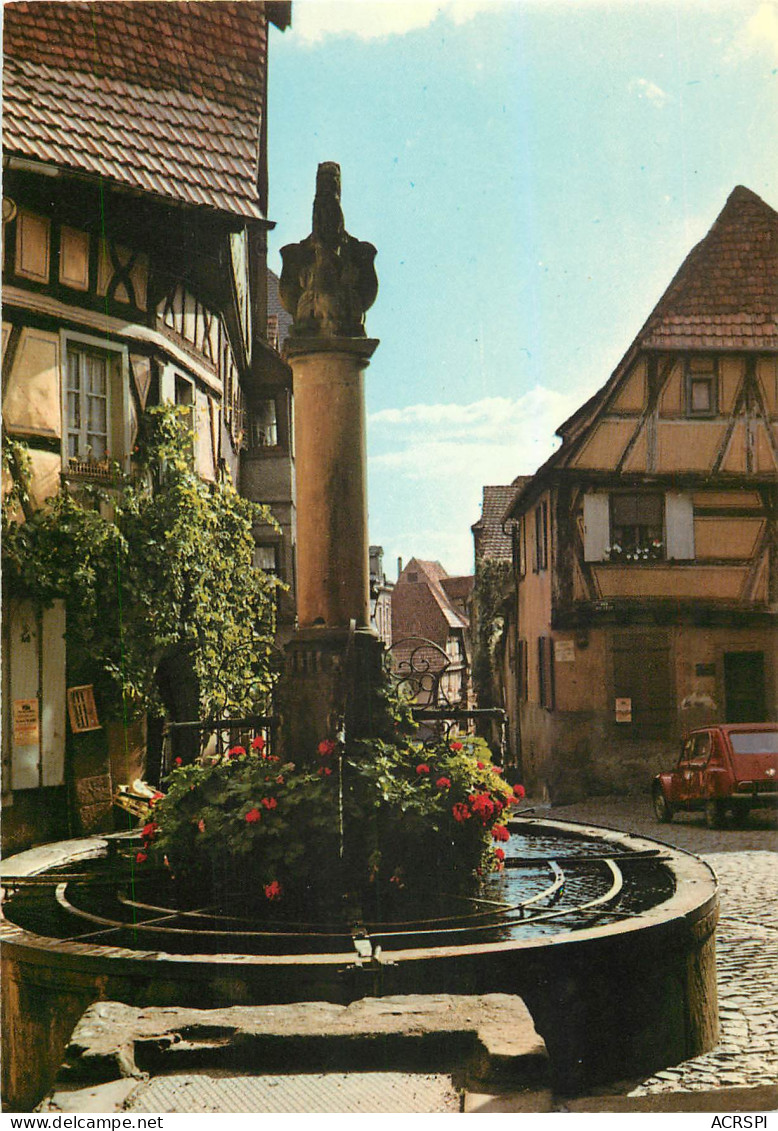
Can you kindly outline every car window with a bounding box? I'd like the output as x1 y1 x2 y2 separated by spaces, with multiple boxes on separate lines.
730 731 778 755
679 738 695 765
692 733 711 762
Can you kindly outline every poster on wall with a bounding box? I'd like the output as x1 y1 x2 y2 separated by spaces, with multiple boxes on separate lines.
615 697 633 724
13 698 39 746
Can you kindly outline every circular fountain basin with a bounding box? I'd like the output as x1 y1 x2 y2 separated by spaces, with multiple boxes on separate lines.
1 817 718 1109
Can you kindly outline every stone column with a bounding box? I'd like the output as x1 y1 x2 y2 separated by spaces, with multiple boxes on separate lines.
277 163 383 757
287 337 377 631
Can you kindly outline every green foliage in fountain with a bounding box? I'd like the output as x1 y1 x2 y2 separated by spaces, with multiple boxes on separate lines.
143 681 525 918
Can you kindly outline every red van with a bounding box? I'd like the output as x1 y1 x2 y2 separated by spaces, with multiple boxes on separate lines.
652 723 778 828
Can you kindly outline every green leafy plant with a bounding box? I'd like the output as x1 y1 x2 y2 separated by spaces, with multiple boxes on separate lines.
472 558 512 711
2 407 279 723
145 717 526 918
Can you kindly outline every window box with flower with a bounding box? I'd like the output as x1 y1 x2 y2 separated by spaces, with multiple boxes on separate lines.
605 539 664 563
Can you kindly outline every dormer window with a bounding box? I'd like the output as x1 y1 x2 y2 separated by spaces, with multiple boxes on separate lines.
686 357 717 417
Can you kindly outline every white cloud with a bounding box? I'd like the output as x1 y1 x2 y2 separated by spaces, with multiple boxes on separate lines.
737 2 778 61
367 385 591 575
628 77 670 108
291 0 494 45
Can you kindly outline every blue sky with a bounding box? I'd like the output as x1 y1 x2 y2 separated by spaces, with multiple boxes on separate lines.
267 1 778 577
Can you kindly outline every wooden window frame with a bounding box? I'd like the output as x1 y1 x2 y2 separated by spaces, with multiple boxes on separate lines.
61 331 130 475
685 357 718 418
537 635 555 711
609 491 665 561
534 501 549 573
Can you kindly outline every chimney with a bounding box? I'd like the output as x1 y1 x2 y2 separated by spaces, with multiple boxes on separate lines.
397 556 403 580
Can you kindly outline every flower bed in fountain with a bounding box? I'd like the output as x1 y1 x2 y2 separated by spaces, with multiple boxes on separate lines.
142 716 524 920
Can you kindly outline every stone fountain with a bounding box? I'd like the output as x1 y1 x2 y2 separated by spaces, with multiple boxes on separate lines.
0 166 719 1111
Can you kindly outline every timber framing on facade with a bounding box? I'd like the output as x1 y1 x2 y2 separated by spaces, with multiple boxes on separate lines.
501 186 778 800
1 1 292 852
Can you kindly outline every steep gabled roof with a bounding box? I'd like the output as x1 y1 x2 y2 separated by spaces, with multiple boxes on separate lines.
3 1 275 220
392 558 470 643
504 185 778 519
641 186 778 351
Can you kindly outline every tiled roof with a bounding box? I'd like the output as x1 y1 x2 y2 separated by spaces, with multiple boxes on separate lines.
440 575 474 605
639 185 778 351
393 559 470 639
504 186 778 520
3 2 271 220
473 482 528 560
267 268 294 347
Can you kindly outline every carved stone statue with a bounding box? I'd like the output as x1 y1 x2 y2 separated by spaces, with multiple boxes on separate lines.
279 162 378 338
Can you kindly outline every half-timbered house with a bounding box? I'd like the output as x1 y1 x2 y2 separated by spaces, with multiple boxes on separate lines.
2 1 292 850
503 186 778 799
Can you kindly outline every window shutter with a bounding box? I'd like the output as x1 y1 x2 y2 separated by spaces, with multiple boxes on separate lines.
159 363 175 405
583 493 610 561
665 491 695 560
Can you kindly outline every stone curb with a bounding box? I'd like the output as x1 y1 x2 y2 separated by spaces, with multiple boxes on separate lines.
464 1083 778 1113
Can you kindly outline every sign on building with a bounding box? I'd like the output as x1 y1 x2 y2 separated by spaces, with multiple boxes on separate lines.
615 697 633 724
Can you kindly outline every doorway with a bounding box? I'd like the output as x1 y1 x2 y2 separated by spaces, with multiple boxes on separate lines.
724 651 766 722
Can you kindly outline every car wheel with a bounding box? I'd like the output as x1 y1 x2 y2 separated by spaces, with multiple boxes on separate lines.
705 799 726 829
652 788 673 823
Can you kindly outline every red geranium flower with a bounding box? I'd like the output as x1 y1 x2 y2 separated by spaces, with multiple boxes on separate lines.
142 821 158 840
513 783 526 799
135 851 148 864
174 757 183 766
450 741 463 752
197 818 206 833
245 807 262 824
477 761 486 770
491 824 510 842
251 735 266 753
318 739 337 757
318 766 332 777
416 764 430 775
276 775 285 785
470 792 495 822
452 802 471 823
261 797 277 811
492 766 503 775
264 880 282 900
228 745 246 759
148 791 164 807
435 776 452 790
494 847 506 861
267 755 280 763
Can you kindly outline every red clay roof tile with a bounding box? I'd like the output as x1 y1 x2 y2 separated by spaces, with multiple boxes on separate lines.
3 1 271 219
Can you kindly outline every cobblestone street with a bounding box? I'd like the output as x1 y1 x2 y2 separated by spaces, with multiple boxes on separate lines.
544 795 778 1096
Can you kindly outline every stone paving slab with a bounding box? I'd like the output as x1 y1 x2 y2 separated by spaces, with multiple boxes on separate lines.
125 1070 461 1114
42 993 547 1112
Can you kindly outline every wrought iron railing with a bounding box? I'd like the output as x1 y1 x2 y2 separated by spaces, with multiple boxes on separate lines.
161 714 277 774
385 635 506 754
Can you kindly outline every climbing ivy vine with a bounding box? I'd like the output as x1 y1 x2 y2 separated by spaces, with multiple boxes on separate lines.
471 557 512 711
2 407 280 723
